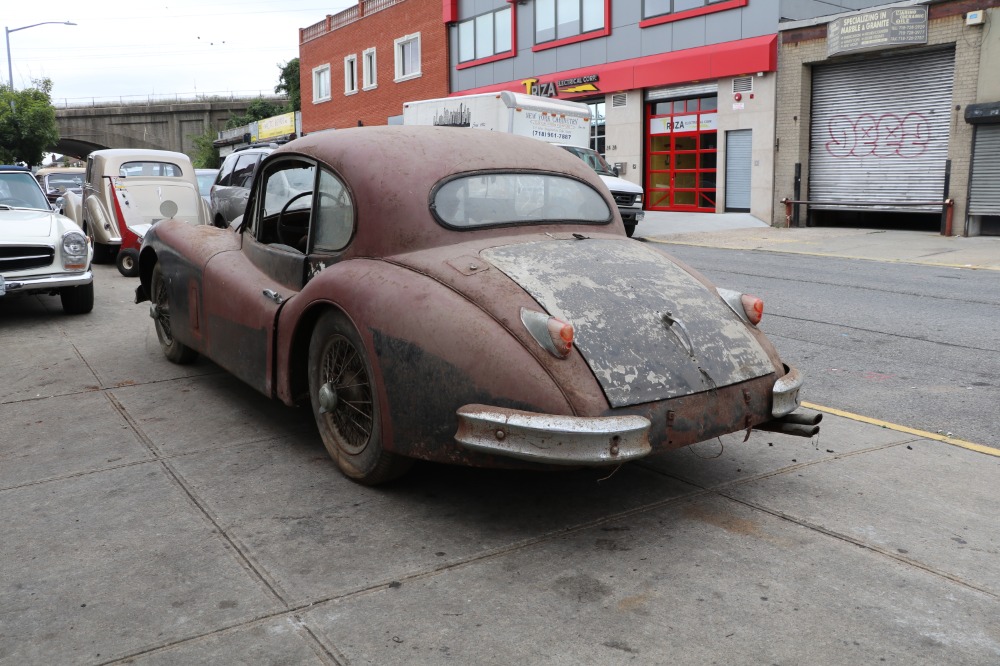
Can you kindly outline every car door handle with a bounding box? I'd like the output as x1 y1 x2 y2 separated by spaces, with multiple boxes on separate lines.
263 289 284 304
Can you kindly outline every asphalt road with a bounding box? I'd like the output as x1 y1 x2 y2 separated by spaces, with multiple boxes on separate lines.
2 263 999 665
658 243 1000 449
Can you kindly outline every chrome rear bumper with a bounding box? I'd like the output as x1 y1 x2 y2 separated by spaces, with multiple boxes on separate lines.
772 365 804 418
455 405 652 465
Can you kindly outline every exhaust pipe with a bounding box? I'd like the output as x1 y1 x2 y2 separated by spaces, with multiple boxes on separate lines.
755 411 822 438
780 411 822 427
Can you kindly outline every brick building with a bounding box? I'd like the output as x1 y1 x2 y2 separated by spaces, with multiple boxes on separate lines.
298 0 450 133
774 0 1000 236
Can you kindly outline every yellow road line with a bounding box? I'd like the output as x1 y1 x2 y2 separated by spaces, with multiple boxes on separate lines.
801 401 1000 458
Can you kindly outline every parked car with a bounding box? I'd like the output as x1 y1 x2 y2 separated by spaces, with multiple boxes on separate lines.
34 166 85 204
195 168 217 208
0 166 94 314
556 144 644 237
210 144 282 228
135 126 813 485
62 149 210 266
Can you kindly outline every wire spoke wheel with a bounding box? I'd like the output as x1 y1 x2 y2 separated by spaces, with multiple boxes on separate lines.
319 334 374 455
151 262 197 364
308 311 412 485
153 272 173 344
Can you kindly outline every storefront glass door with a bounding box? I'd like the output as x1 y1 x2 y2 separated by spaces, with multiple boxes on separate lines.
645 96 718 212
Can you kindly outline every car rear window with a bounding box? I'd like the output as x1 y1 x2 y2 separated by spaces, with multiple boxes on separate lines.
119 161 183 177
432 173 611 229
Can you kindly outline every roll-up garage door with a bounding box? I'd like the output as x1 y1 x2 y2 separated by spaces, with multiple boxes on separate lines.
810 49 955 212
725 130 752 211
969 125 1000 215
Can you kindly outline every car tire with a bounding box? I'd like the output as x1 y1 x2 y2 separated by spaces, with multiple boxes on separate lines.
308 310 413 485
60 282 94 315
150 262 198 364
116 248 140 277
92 242 117 264
624 223 636 238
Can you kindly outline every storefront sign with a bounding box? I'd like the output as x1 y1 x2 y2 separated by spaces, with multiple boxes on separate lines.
827 7 927 56
521 74 600 97
258 112 296 140
649 113 718 135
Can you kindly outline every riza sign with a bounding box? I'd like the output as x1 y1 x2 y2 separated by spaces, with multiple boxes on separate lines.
827 7 928 56
649 113 718 135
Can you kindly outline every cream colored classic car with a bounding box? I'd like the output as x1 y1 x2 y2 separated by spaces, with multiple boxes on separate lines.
62 149 210 264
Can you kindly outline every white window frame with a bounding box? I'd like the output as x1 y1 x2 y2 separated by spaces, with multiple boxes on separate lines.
312 63 331 103
362 47 377 90
394 32 422 83
344 54 358 95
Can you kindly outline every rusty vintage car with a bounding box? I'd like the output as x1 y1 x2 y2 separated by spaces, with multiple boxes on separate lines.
135 126 816 485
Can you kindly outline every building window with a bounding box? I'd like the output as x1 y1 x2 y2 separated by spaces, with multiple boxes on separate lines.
587 100 606 155
643 0 729 20
344 55 358 95
394 33 421 82
458 7 513 63
312 64 331 103
536 0 606 44
363 47 377 90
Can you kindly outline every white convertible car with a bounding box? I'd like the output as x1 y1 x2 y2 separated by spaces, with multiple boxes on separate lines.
0 166 94 314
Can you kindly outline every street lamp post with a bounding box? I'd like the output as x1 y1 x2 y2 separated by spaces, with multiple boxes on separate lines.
5 21 76 89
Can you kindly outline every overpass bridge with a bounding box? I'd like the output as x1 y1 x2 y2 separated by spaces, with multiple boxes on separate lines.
54 97 287 159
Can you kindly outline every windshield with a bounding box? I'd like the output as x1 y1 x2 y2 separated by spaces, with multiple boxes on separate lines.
0 173 52 211
558 145 616 177
46 173 85 191
433 172 611 229
196 171 216 196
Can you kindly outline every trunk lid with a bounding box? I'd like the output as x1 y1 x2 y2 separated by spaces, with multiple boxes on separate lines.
481 238 775 407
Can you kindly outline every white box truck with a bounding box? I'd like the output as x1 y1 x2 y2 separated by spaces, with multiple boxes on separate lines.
403 91 644 236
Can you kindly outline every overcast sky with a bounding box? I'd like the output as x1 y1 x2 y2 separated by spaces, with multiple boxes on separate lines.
4 0 355 106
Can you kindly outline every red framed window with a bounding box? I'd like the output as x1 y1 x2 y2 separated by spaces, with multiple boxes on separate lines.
640 0 747 28
645 96 718 212
456 5 515 69
533 0 610 51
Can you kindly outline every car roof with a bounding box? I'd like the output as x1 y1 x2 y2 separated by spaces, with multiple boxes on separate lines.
271 125 615 256
88 149 194 170
36 167 85 177
0 165 32 173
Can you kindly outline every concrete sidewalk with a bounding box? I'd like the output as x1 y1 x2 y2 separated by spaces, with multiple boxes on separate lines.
637 211 1000 271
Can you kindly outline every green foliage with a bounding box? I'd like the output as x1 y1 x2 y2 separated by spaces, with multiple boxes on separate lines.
0 78 60 166
224 98 286 130
191 126 220 169
275 58 300 112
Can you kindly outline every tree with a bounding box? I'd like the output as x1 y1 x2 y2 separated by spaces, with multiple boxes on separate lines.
224 97 286 130
0 78 60 166
191 126 220 169
276 58 300 112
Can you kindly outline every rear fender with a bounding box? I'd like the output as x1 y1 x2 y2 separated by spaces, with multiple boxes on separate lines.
275 259 577 464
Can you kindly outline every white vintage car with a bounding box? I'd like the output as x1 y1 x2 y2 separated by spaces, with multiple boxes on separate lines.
0 166 94 314
62 149 210 268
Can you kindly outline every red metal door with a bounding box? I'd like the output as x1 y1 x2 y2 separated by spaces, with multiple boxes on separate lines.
645 96 718 212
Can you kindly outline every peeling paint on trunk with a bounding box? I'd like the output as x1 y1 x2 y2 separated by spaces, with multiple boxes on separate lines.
482 239 774 407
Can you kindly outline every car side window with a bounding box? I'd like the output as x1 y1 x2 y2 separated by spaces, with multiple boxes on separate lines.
232 154 260 189
216 155 236 187
252 159 316 252
312 169 354 252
